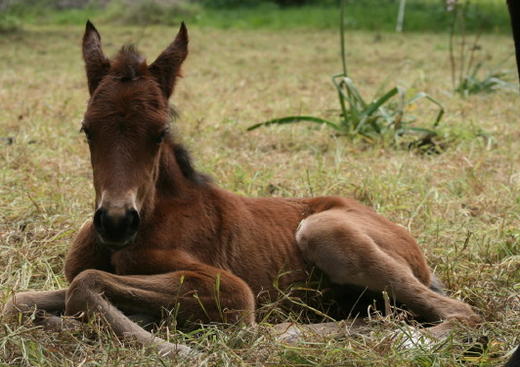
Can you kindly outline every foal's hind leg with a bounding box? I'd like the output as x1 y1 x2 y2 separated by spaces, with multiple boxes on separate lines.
296 209 479 336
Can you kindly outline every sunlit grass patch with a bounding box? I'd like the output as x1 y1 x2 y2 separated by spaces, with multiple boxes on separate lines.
0 25 518 366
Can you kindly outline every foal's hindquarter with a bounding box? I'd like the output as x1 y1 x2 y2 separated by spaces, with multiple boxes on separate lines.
4 21 480 358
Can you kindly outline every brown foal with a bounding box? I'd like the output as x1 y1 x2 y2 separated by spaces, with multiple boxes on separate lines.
4 21 480 358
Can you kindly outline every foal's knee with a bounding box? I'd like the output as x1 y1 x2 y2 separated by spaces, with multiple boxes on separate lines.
214 274 256 325
65 269 105 316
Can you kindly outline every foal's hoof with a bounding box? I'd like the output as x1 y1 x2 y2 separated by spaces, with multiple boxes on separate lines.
2 298 24 318
272 322 303 344
157 342 200 361
34 313 82 332
272 321 366 344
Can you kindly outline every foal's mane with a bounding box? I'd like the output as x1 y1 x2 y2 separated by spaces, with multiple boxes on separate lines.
169 139 211 186
109 45 211 186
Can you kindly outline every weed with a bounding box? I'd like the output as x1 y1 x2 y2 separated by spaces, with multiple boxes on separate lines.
454 67 517 96
0 13 21 33
449 0 517 96
248 0 445 148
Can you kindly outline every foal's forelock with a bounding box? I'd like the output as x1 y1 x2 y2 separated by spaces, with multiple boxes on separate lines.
110 46 148 82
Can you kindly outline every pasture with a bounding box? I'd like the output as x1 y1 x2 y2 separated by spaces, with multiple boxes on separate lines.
0 23 519 366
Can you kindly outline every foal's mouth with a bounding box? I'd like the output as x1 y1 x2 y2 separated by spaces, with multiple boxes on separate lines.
96 233 137 251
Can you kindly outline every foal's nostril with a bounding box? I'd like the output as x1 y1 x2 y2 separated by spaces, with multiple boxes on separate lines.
93 207 140 245
93 207 106 233
128 208 140 232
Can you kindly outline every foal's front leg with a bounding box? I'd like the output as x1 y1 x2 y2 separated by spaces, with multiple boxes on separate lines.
4 289 66 315
64 265 255 358
3 289 81 330
4 220 111 330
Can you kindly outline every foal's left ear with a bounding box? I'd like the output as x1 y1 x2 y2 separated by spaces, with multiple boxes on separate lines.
149 22 189 99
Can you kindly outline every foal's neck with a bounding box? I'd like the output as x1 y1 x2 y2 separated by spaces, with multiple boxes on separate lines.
155 138 209 200
136 137 211 226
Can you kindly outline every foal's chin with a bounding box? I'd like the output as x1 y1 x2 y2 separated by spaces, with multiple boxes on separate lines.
96 233 137 251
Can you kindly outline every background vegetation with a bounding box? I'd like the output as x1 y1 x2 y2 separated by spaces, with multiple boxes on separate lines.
0 0 513 32
0 0 519 366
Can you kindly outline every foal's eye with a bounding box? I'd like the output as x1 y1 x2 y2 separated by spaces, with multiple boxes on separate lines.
80 126 92 141
155 130 167 144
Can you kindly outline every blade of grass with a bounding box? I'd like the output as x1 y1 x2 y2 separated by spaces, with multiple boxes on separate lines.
247 116 340 131
340 0 347 77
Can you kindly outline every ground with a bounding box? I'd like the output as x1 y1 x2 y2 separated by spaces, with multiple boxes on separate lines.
0 25 518 366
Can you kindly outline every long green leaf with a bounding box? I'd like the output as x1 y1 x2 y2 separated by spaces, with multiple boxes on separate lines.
361 87 400 118
401 126 438 135
332 74 350 131
247 116 341 131
354 86 399 133
342 77 368 108
340 77 367 127
407 92 445 127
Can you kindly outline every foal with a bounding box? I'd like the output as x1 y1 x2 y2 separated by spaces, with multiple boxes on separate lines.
4 21 480 358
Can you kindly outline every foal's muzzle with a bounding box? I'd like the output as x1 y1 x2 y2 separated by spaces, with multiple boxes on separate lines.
93 206 140 249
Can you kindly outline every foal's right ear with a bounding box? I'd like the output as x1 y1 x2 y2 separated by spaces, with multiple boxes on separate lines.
83 20 110 96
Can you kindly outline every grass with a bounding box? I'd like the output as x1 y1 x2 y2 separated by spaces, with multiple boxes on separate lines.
448 0 518 97
0 24 519 366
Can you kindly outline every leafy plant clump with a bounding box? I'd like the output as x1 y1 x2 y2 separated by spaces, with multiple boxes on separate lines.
248 0 444 149
449 0 517 97
0 13 21 33
454 67 517 96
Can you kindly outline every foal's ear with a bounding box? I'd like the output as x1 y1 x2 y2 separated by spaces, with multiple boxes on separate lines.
82 20 110 95
148 22 189 99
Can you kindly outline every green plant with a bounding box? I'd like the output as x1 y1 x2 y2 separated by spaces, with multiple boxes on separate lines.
449 0 517 96
454 66 517 96
0 13 21 33
248 0 444 147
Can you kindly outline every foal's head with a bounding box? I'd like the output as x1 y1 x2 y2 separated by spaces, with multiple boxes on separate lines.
80 21 188 248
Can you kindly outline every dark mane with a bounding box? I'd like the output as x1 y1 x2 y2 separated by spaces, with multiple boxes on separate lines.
170 138 211 185
110 45 147 82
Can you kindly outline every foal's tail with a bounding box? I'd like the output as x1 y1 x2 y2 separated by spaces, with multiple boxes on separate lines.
429 274 445 295
505 345 520 367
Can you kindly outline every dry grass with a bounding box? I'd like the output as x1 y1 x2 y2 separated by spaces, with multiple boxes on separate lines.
0 25 519 366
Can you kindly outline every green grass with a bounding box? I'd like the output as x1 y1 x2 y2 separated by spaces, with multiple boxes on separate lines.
1 0 513 33
0 25 519 366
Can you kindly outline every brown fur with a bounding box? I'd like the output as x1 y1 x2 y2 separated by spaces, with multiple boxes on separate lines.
4 21 480 358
